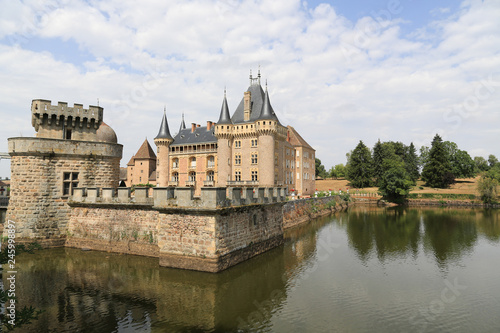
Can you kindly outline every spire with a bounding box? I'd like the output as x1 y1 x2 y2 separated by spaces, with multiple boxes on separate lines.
217 89 232 125
155 107 173 140
258 83 279 122
179 113 186 132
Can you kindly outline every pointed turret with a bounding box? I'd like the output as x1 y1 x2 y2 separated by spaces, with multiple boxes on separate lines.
155 107 173 140
154 107 174 187
216 89 232 125
179 113 186 133
258 82 279 122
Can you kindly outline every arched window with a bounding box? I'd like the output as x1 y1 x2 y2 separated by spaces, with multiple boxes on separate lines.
207 156 215 168
172 172 179 182
172 158 179 168
188 171 196 181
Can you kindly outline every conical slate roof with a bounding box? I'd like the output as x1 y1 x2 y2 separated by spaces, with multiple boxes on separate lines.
179 113 186 132
230 82 281 124
258 86 279 122
217 91 232 125
155 108 173 140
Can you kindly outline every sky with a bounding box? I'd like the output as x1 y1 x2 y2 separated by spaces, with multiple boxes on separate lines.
0 0 499 177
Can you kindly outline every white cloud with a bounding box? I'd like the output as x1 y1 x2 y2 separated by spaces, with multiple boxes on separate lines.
0 0 499 177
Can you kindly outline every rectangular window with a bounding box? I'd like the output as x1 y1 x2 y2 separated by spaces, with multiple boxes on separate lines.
251 154 258 164
235 154 241 165
235 140 241 148
251 171 258 181
251 139 258 147
62 172 79 196
235 171 241 181
297 172 300 180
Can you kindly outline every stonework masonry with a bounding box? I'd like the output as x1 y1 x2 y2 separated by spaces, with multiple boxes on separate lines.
6 137 122 245
65 186 286 272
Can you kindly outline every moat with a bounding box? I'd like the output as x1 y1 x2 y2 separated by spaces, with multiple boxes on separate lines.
12 206 500 332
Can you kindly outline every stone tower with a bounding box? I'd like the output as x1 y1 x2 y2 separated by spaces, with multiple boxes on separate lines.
256 88 278 187
154 108 174 187
215 91 233 187
6 99 122 246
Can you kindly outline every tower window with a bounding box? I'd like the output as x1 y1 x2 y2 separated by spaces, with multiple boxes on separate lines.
62 172 79 196
251 154 258 164
66 129 72 140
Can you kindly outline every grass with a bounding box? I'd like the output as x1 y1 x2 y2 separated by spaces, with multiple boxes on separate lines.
315 176 498 201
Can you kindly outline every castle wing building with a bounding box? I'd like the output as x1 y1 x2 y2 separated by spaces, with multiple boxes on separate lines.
125 71 315 196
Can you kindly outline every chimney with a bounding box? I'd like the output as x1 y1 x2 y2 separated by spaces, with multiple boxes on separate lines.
197 124 200 128
207 121 212 131
191 123 196 133
244 91 251 121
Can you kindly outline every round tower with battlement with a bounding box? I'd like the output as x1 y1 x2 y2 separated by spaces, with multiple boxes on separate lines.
6 99 122 246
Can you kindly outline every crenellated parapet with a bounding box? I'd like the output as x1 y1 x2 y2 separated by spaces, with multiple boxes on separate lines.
70 186 288 209
31 99 103 134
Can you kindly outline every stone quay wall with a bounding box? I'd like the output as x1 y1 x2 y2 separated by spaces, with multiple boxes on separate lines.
66 186 287 272
283 195 347 229
6 137 122 246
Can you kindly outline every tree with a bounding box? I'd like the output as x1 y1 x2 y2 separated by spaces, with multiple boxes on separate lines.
372 140 394 186
346 141 373 188
315 158 327 179
474 156 489 172
442 141 475 179
421 134 454 188
488 154 499 168
329 164 346 179
419 146 430 171
477 176 498 204
404 142 420 183
378 159 413 204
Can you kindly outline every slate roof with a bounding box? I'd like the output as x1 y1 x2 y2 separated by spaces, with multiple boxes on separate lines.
171 126 217 146
134 139 157 159
155 109 173 140
231 83 281 125
217 93 232 125
287 126 314 150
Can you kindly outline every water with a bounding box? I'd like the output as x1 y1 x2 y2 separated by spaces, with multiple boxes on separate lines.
10 206 500 332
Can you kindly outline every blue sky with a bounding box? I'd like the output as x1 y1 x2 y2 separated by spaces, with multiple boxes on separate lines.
0 0 499 177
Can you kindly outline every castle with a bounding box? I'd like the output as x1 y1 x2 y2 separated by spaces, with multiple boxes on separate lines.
4 73 319 272
125 71 315 197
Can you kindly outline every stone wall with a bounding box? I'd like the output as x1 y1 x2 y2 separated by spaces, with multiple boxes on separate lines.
65 186 287 272
5 137 122 245
283 196 346 229
67 204 159 257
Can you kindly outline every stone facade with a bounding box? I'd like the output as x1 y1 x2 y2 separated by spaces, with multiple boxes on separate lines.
123 72 315 196
5 100 122 245
66 186 287 272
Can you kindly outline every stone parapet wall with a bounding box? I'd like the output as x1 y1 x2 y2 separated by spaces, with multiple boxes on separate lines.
71 186 287 209
8 137 122 158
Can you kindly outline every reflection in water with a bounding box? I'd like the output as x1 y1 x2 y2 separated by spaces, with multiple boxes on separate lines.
345 207 499 267
11 207 500 332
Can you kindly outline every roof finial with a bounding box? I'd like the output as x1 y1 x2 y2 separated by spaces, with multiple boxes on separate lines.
249 69 253 85
265 79 268 91
224 86 226 97
258 65 261 85
163 105 166 114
